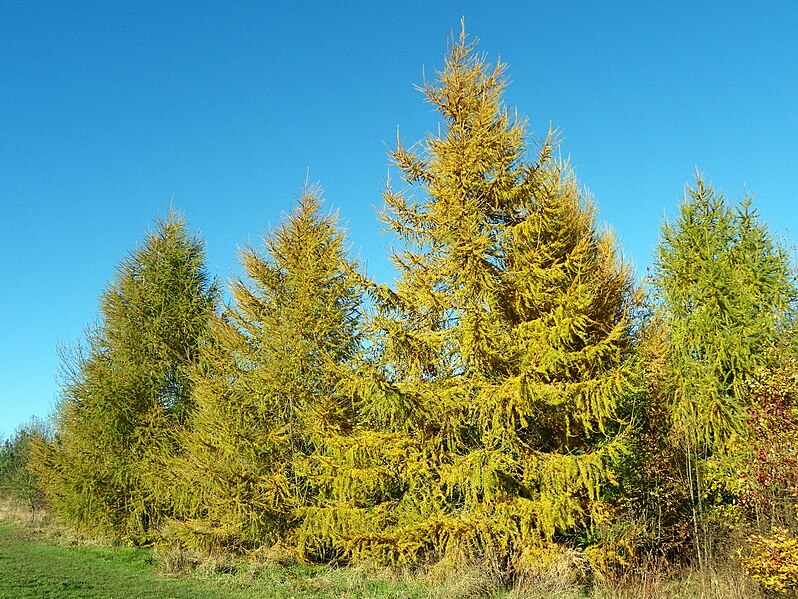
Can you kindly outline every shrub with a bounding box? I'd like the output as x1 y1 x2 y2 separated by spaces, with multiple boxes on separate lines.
740 527 798 594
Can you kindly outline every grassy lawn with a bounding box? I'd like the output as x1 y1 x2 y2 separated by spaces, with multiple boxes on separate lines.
0 522 432 599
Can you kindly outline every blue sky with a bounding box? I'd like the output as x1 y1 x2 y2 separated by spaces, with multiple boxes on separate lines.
2 1 796 436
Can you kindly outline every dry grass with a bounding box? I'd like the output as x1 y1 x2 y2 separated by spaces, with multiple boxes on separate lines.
0 496 48 527
426 567 504 598
0 496 118 549
154 544 203 575
663 564 765 599
418 553 506 598
505 561 766 599
0 496 68 544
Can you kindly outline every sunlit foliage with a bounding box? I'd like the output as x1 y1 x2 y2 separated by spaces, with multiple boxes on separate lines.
168 188 363 552
296 29 638 576
31 211 218 541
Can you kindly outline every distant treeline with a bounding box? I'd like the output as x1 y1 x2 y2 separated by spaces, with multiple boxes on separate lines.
7 29 798 592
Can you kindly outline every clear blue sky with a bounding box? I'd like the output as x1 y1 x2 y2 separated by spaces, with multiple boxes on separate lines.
2 1 796 436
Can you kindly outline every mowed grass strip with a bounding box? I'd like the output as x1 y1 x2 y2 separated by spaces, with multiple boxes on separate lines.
0 523 429 599
0 523 237 599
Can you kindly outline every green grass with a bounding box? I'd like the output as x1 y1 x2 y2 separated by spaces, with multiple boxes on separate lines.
0 522 432 599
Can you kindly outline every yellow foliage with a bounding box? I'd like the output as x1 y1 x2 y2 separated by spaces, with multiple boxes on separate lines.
741 527 798 594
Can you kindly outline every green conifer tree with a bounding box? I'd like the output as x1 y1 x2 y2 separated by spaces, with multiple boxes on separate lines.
31 211 218 540
301 29 637 575
650 173 794 564
169 187 362 552
654 174 793 451
0 418 49 513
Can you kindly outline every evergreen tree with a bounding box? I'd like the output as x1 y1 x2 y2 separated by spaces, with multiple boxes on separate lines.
650 173 794 564
301 30 637 575
653 174 793 451
31 211 218 540
0 418 49 513
169 188 362 552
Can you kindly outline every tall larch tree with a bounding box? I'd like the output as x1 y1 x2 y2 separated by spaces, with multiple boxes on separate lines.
650 173 794 564
654 174 793 451
300 29 638 575
31 211 218 541
168 187 362 552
